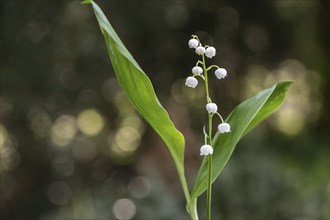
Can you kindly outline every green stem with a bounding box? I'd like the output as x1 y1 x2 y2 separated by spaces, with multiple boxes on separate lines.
202 55 210 101
178 167 191 208
207 154 212 220
176 166 197 220
207 113 213 220
187 198 199 220
202 53 213 220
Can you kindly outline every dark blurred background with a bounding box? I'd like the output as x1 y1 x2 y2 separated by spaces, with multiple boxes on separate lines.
1 0 329 219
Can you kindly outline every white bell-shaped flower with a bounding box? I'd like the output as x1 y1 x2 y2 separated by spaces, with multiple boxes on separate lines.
195 45 205 55
185 76 198 88
218 123 231 133
206 103 218 114
200 144 213 156
215 68 227 79
192 66 203 75
205 47 216 58
188 38 199 48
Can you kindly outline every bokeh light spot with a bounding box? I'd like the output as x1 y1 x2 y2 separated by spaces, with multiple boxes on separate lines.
216 7 240 40
112 198 136 220
50 115 77 147
0 147 21 171
242 59 323 136
112 126 141 155
101 78 120 103
0 97 13 118
59 70 83 91
128 176 151 199
114 93 136 115
171 79 205 104
52 154 75 177
244 26 270 52
120 115 144 133
30 112 52 138
72 138 97 162
77 109 104 136
273 107 305 136
164 4 189 29
47 181 72 206
0 125 8 148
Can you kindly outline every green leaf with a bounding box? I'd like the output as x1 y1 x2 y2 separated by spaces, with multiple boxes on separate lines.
191 81 293 199
81 0 92 5
88 1 190 203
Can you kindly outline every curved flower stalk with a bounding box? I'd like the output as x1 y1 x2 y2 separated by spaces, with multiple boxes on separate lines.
185 35 231 220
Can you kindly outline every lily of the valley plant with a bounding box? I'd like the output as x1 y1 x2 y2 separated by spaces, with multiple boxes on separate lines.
186 35 233 219
84 1 293 219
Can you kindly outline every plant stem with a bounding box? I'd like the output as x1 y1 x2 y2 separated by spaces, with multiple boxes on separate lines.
202 55 210 101
187 198 199 220
207 112 213 220
207 154 212 220
202 53 213 220
178 167 191 208
176 163 197 219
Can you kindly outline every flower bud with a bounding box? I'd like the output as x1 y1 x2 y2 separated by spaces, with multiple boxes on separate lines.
206 103 218 114
192 66 203 75
185 76 198 88
215 68 227 79
218 123 231 133
195 45 205 55
188 38 199 48
205 47 216 58
200 144 213 156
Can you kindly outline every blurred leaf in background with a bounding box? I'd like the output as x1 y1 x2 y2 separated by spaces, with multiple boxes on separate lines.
1 0 329 219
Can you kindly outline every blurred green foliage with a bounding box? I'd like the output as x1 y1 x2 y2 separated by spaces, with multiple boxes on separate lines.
1 0 329 219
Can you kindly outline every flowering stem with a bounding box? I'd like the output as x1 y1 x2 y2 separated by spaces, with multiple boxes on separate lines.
188 35 230 220
207 154 212 220
207 114 213 220
202 53 213 220
202 55 210 101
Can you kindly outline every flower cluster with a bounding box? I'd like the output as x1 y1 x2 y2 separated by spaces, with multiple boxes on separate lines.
185 38 228 88
186 35 231 156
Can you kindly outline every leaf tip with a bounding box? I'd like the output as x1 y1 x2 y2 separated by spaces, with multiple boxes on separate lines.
279 80 294 86
277 80 295 92
81 0 92 5
285 80 294 85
